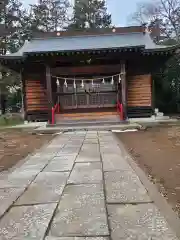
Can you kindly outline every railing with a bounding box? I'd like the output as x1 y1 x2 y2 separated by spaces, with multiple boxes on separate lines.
117 101 124 121
51 103 60 124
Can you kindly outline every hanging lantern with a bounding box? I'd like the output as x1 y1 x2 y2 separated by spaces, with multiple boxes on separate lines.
73 79 76 89
81 79 84 88
119 74 121 83
111 76 114 85
102 78 105 84
64 78 67 87
56 78 60 87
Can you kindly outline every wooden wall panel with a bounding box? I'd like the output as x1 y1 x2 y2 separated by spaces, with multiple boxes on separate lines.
127 75 152 107
25 79 49 111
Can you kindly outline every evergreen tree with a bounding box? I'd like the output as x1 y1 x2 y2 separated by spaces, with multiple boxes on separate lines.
0 0 24 113
0 0 27 53
68 0 112 30
29 0 71 32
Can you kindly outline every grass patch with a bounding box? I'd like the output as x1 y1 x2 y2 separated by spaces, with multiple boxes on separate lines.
0 114 23 127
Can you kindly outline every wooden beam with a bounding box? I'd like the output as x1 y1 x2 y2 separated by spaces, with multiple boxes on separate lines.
46 65 53 107
121 61 127 120
52 64 121 76
151 74 155 112
21 69 27 120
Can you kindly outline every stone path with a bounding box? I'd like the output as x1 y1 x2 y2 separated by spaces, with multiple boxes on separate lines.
0 131 178 239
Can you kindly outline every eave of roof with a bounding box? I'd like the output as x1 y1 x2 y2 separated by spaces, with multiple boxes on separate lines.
24 45 146 57
145 44 178 52
0 55 23 60
0 32 178 62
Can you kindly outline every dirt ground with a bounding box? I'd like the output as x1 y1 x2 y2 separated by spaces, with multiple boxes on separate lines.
0 129 53 172
116 125 180 217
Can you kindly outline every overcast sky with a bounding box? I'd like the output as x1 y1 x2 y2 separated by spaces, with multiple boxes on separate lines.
22 0 145 26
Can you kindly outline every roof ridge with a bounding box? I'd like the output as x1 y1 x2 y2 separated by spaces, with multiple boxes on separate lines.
31 31 143 41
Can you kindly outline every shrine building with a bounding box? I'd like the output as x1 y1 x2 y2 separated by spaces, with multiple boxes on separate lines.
0 26 177 123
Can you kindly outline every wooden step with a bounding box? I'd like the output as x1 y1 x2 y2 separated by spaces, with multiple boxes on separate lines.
55 111 120 123
57 111 117 117
56 116 119 121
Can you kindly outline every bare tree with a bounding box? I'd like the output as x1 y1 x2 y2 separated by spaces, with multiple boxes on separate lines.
129 0 180 41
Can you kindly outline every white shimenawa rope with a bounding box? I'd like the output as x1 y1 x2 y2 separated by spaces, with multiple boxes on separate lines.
52 73 123 81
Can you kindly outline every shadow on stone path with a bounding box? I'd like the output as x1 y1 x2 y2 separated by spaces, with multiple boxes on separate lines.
0 131 178 239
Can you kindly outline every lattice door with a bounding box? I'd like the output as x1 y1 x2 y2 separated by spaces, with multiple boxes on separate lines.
76 94 88 108
88 93 99 107
99 93 117 107
61 95 76 109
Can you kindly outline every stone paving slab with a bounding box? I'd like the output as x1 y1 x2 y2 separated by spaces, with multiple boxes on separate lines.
84 137 98 139
0 203 57 240
100 148 120 155
15 172 69 205
63 146 81 149
80 150 100 155
46 237 109 240
0 172 7 180
86 132 98 135
81 144 99 150
42 150 60 155
56 152 78 157
98 136 114 140
49 184 109 237
100 152 121 158
14 160 49 173
99 144 119 150
83 140 99 144
105 170 151 203
44 157 75 172
54 154 77 160
102 155 133 172
80 149 99 154
107 204 178 240
85 136 98 138
0 171 38 188
0 188 25 218
76 148 100 162
65 143 82 147
68 162 102 184
22 157 49 166
59 149 80 154
99 141 115 144
75 154 101 162
85 136 98 139
82 142 98 145
31 153 56 160
47 144 65 149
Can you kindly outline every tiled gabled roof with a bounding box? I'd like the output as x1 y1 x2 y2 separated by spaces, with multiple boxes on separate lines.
0 31 177 59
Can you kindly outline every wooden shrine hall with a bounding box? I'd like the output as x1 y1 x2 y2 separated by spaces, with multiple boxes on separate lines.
0 26 177 123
